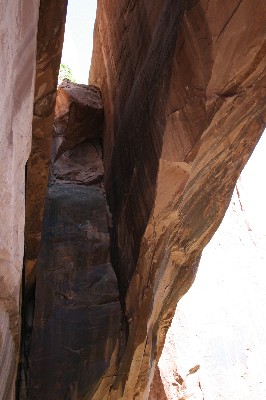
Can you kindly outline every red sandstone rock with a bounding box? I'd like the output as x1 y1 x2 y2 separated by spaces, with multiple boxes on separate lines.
148 366 167 400
24 0 68 296
90 0 266 398
1 0 265 399
54 80 104 159
50 82 104 187
158 134 266 399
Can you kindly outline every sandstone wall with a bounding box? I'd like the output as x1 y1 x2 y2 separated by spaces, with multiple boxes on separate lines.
158 133 266 398
90 0 266 398
0 1 40 398
1 0 265 398
24 0 68 303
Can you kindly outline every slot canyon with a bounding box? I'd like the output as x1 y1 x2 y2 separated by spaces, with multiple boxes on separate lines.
0 1 265 399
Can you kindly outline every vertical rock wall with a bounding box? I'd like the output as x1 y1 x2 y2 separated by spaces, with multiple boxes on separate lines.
17 2 68 396
0 1 40 398
24 0 68 304
90 0 266 398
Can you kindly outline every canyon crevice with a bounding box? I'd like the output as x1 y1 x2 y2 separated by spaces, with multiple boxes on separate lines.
27 81 122 400
0 0 265 399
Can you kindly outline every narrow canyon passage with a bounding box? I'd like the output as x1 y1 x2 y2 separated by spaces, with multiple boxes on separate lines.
23 82 123 399
1 1 265 399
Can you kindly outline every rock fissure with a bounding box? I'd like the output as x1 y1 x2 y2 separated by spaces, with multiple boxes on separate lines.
0 0 265 399
25 81 123 400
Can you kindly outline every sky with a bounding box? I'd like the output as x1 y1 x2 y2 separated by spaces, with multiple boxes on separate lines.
61 0 97 84
238 131 266 234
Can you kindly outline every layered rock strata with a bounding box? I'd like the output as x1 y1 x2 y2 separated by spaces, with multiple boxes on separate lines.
0 1 40 398
28 82 122 400
90 0 266 397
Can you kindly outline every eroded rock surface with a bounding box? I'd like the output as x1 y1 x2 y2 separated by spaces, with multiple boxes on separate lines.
148 367 167 400
158 133 266 399
54 80 104 160
29 185 121 400
28 82 122 400
1 0 265 399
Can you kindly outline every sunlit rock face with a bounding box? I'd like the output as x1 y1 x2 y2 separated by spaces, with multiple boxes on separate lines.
158 133 266 400
0 1 40 398
90 0 265 398
148 367 167 400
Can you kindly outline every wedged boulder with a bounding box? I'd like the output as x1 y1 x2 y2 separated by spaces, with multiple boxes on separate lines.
51 139 104 186
54 80 104 159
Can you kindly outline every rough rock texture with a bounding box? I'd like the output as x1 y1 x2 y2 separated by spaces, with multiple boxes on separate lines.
54 80 104 160
158 132 266 399
1 0 265 399
148 367 167 400
0 1 40 398
17 3 68 396
28 82 122 400
90 0 266 398
24 0 68 296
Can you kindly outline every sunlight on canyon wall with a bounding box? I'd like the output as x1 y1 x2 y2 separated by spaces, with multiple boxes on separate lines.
159 132 266 400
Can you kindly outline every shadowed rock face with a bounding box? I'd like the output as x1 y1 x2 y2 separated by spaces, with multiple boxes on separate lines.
25 0 68 298
28 185 121 400
28 82 122 400
17 2 68 397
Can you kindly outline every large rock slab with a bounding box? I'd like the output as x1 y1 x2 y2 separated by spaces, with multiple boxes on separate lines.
90 0 266 398
0 1 40 398
28 185 121 400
